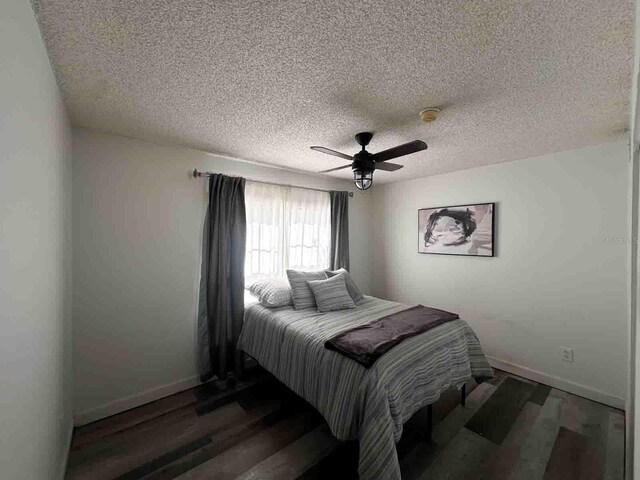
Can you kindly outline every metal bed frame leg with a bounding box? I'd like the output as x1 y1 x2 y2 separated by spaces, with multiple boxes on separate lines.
427 383 466 442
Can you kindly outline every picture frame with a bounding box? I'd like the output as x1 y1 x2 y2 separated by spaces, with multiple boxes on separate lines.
418 202 495 257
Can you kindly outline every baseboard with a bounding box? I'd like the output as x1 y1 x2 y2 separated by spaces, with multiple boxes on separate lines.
73 375 203 426
487 356 625 410
58 417 74 480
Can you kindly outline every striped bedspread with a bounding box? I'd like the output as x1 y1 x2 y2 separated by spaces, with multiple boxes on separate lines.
237 296 493 480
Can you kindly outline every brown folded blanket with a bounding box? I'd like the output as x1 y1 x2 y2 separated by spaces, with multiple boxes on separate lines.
324 305 459 368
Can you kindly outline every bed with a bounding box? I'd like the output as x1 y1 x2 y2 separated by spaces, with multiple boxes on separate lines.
237 295 493 480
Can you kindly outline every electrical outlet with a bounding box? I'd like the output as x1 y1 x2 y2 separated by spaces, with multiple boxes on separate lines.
561 347 574 363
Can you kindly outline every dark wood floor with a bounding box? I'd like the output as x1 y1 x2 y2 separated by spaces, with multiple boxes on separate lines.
66 369 625 480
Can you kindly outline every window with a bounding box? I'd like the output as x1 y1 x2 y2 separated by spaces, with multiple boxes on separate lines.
244 182 331 284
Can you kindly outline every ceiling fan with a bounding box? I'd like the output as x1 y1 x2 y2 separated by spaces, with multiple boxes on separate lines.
311 132 427 191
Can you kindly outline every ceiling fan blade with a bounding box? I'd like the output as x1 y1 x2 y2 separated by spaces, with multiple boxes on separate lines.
318 164 352 173
310 146 354 161
371 140 427 162
374 162 404 172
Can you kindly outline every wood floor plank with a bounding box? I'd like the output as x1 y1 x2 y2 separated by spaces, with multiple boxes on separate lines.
71 388 284 470
233 425 339 480
70 402 222 470
529 384 552 406
506 373 538 387
294 441 359 480
116 436 212 480
67 402 249 479
68 439 125 470
417 428 496 480
71 403 202 463
603 410 625 480
196 378 280 416
560 393 609 440
73 372 270 450
72 390 199 448
488 370 537 387
433 382 498 446
502 402 543 447
558 391 609 478
465 402 542 480
400 382 497 480
466 377 535 444
162 410 321 480
399 441 438 480
543 427 600 480
508 388 566 480
142 407 321 480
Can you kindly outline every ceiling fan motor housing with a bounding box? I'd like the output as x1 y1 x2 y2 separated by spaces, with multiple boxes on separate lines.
352 151 376 172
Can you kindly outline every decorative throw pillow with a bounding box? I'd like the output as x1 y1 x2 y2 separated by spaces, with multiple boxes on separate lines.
286 269 327 310
325 268 364 303
306 273 356 313
247 278 292 308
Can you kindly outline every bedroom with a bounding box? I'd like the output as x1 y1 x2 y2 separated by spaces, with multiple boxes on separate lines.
0 0 637 479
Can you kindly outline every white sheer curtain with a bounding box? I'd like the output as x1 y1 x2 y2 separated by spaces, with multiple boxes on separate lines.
287 187 331 271
245 183 287 282
244 182 331 284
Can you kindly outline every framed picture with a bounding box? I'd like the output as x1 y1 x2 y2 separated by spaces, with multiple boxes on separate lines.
418 203 495 257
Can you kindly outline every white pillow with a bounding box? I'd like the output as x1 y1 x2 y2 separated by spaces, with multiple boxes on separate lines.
247 278 292 308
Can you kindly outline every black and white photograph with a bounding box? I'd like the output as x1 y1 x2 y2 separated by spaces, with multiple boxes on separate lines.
418 203 494 256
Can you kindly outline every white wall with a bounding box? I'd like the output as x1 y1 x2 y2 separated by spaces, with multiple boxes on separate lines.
630 0 640 473
71 127 373 423
631 141 638 480
370 141 630 408
0 1 73 479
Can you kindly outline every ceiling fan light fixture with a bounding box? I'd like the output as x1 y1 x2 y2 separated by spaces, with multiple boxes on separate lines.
353 168 373 191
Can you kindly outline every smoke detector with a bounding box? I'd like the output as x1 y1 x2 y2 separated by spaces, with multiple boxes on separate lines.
419 108 440 123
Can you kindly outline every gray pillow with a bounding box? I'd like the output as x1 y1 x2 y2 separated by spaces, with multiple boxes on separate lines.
306 273 356 313
247 278 292 308
286 269 327 310
325 268 364 303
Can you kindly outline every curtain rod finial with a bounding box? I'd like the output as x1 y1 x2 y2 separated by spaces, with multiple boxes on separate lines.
349 192 353 197
192 169 200 178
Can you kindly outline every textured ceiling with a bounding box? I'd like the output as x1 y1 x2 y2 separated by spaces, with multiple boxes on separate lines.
33 0 633 183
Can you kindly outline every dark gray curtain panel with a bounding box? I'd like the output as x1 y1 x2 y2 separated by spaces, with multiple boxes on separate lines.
197 174 246 382
329 191 350 270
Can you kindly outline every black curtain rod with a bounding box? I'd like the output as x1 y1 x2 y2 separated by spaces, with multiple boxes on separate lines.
192 169 353 197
